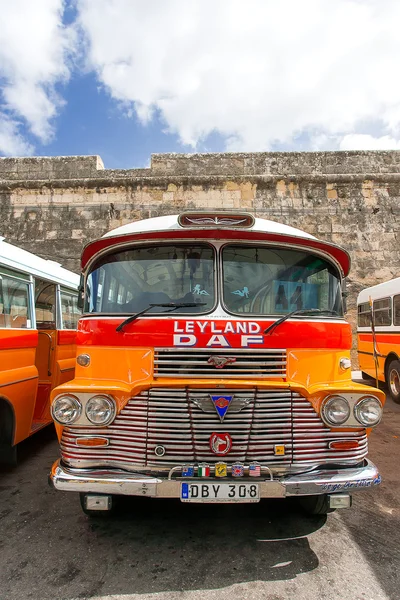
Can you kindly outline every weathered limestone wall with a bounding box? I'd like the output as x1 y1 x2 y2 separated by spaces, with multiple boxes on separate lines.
1 151 400 357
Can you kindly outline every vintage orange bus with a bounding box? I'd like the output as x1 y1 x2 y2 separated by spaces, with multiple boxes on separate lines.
49 212 385 516
0 237 80 465
357 277 400 402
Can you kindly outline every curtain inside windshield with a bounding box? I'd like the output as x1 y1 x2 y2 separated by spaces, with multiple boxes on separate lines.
86 245 215 314
222 245 343 316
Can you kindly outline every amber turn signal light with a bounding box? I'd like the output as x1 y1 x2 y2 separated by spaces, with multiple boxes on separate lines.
76 437 109 447
329 440 360 450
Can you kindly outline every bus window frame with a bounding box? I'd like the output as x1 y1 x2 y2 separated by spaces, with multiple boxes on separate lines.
219 241 345 319
34 280 58 330
373 296 392 327
30 278 80 331
357 302 371 328
58 285 81 330
83 241 218 317
0 266 35 329
393 294 400 327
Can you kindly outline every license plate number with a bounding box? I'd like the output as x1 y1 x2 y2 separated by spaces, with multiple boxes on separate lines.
181 482 259 503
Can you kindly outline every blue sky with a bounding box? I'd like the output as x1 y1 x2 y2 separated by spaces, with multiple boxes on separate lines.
1 0 400 169
41 74 197 169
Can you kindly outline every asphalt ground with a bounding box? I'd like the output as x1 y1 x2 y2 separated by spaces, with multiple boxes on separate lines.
0 378 399 600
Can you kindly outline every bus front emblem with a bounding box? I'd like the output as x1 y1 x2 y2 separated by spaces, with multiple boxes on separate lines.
207 356 237 368
210 433 233 456
210 394 234 422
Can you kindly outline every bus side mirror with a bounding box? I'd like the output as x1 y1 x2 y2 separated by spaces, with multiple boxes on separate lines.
342 279 348 313
77 274 84 310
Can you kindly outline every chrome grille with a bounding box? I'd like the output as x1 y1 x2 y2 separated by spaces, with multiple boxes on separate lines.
154 348 287 378
61 388 368 472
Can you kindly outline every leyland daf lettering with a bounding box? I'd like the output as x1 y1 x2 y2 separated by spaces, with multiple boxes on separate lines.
49 211 385 518
173 320 263 347
173 321 262 333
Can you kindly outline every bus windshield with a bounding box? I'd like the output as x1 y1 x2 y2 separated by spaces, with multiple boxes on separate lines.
222 245 343 316
85 244 215 314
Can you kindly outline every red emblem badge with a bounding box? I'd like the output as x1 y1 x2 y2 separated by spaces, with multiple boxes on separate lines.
215 397 230 409
209 432 232 456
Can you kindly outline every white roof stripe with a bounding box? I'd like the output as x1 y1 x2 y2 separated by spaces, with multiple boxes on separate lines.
102 214 316 240
357 277 400 304
0 238 79 289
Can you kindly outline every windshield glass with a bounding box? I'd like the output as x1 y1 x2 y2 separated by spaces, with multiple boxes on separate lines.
85 244 215 314
222 245 343 316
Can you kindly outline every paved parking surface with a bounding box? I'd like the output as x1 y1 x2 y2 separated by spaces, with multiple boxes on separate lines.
0 391 399 600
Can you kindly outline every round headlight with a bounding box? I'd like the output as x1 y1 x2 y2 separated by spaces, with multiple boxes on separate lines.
354 396 382 427
85 395 115 425
322 396 350 426
52 395 81 425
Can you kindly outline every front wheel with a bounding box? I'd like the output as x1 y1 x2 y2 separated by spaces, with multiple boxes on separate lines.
79 493 116 517
298 494 335 516
387 359 400 403
0 443 17 467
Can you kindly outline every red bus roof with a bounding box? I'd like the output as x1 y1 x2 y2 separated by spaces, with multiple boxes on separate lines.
81 213 351 276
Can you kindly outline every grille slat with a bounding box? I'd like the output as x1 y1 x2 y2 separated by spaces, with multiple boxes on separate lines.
61 387 368 471
154 348 287 378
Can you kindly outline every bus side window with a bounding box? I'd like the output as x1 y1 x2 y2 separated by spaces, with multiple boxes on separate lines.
0 272 30 329
60 290 81 329
357 302 371 327
373 297 392 327
35 280 57 330
394 295 400 326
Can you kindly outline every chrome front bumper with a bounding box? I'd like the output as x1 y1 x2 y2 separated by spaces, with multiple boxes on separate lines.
49 459 381 499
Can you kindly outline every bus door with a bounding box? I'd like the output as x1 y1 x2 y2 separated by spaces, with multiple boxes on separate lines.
33 279 57 424
33 281 80 425
55 288 80 387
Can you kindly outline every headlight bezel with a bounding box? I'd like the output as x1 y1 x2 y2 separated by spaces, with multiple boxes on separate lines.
51 394 82 425
321 393 383 428
354 396 383 427
85 394 116 426
51 393 116 426
321 395 351 426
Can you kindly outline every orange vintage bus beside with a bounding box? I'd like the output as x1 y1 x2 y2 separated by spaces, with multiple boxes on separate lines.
0 237 80 465
357 277 400 402
49 213 385 516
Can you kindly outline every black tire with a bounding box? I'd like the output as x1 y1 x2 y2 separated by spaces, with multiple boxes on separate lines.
298 494 335 516
0 401 17 467
79 493 116 517
0 442 17 467
386 359 400 403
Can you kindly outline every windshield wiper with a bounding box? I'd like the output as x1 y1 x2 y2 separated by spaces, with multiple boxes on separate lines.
264 309 340 336
116 302 207 333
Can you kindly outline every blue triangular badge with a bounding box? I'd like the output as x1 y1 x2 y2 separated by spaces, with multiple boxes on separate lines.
210 395 233 422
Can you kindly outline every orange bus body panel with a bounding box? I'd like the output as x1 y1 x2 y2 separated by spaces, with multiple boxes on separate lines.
0 330 39 445
34 330 77 423
0 328 77 446
358 332 400 382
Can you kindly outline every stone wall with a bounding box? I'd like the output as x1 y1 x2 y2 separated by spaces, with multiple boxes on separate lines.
1 151 400 357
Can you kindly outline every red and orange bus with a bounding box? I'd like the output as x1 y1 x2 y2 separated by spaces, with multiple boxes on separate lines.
49 212 385 516
357 277 400 402
0 237 80 465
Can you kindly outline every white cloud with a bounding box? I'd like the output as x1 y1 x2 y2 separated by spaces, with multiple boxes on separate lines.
0 113 34 155
0 0 74 153
76 0 400 151
2 0 400 156
340 134 400 151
